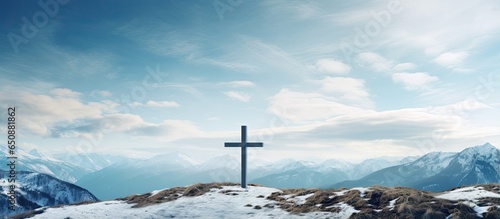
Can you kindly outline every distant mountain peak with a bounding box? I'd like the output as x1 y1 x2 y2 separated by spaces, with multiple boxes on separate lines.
459 143 498 156
152 152 199 164
454 143 499 168
29 148 49 159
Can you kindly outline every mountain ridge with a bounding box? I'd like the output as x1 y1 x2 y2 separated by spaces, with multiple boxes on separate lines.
334 143 500 192
0 170 98 217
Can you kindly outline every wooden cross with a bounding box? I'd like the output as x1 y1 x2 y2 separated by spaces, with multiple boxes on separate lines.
224 125 263 188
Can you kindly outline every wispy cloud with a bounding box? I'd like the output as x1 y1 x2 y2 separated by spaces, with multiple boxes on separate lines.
241 36 310 77
224 91 250 102
91 90 113 97
130 100 180 108
357 52 396 72
393 63 416 71
267 88 370 123
116 21 255 71
315 59 351 75
433 51 469 72
218 81 255 88
392 72 439 91
319 77 373 108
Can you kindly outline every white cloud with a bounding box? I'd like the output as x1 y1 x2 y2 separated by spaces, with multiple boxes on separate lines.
393 63 416 71
392 72 439 90
267 88 370 123
357 52 394 72
299 108 458 141
434 51 469 67
357 53 420 74
131 100 180 108
320 77 373 108
219 81 255 87
315 58 351 75
125 119 202 141
0 88 115 136
374 0 500 61
50 88 82 98
91 90 112 97
428 99 492 116
224 91 250 102
51 113 202 142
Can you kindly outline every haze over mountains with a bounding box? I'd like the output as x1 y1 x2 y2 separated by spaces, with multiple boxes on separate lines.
2 143 498 202
75 152 418 200
0 147 126 184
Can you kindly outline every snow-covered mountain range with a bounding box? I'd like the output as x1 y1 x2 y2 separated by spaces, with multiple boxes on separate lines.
334 143 500 192
3 143 499 202
75 152 414 200
0 170 98 217
15 182 500 219
0 147 126 183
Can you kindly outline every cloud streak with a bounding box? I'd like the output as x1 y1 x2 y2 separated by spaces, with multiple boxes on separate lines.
224 91 250 102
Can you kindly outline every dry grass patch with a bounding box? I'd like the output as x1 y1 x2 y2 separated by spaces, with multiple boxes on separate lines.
117 182 240 208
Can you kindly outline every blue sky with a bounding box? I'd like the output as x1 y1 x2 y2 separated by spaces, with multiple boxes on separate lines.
1 0 499 162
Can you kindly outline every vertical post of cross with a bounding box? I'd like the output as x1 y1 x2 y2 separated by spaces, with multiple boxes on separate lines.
224 125 264 189
241 125 247 188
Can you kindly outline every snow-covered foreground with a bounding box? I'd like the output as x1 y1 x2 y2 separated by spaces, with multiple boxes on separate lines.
24 184 500 219
30 186 355 219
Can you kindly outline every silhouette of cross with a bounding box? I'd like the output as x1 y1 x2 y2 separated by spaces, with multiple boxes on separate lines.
224 125 263 188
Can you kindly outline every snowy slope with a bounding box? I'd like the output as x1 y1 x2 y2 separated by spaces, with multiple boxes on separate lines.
0 170 98 217
22 183 500 219
28 185 360 219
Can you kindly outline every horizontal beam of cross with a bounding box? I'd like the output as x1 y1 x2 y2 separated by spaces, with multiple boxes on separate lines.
224 143 263 147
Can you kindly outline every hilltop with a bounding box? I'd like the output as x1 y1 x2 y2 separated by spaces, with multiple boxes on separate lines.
14 182 500 219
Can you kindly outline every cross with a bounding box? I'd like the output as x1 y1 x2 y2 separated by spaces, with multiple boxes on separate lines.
224 125 263 188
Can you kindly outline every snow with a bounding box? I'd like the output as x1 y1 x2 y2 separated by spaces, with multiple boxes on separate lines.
149 188 169 197
353 187 371 197
333 187 372 197
436 186 500 217
289 193 314 205
435 186 500 201
461 200 495 217
31 186 361 219
323 202 360 218
387 198 398 210
457 143 499 166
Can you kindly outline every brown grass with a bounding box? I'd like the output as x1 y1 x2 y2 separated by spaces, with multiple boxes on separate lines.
116 182 240 208
265 185 495 218
11 183 500 218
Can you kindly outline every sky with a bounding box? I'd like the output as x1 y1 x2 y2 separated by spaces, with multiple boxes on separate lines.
0 0 499 163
